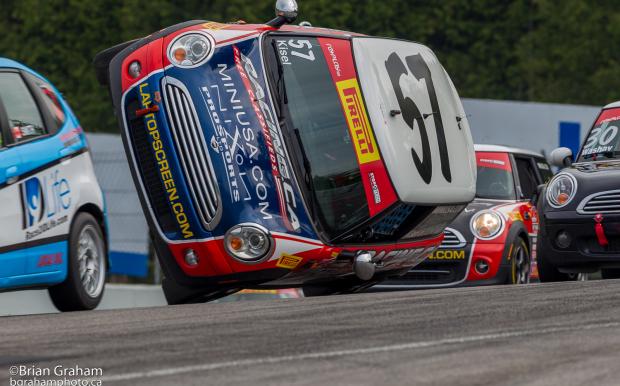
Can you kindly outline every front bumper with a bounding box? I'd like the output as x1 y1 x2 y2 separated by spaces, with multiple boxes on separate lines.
540 211 620 270
380 240 510 288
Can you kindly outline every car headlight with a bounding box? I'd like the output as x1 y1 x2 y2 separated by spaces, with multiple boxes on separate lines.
167 32 214 68
224 224 273 263
470 210 504 240
546 173 578 208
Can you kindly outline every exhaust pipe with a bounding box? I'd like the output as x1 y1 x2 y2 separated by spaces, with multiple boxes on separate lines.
353 252 376 281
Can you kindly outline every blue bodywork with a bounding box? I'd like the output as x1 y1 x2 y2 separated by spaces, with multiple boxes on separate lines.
0 58 96 290
126 37 317 242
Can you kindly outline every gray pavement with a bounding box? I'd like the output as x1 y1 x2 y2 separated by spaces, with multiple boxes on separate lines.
2 280 620 385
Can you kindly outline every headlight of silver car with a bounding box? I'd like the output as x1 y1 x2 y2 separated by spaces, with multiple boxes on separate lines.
546 173 577 208
470 210 504 240
224 224 273 263
168 32 214 68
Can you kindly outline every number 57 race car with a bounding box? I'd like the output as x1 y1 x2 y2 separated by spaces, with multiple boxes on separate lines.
94 0 477 304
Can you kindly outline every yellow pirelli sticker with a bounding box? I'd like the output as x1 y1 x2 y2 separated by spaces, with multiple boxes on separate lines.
276 254 303 270
336 79 380 165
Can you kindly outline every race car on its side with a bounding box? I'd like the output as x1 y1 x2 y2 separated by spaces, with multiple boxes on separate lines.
0 58 108 311
379 145 553 289
94 0 477 304
537 101 620 281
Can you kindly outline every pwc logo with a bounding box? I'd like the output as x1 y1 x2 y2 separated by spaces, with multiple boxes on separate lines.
20 170 72 229
337 79 380 165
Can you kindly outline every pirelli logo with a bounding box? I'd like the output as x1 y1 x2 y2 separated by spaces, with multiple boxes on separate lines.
276 254 303 270
337 79 380 165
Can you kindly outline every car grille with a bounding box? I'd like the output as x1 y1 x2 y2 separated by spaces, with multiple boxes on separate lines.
162 77 221 229
439 228 466 249
578 190 620 214
402 269 456 284
127 112 177 233
372 204 416 236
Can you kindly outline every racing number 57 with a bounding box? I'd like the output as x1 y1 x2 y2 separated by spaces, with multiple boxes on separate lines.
385 52 451 184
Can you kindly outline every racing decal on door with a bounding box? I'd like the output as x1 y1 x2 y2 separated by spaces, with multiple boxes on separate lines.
319 38 398 216
234 45 301 231
385 52 451 185
20 169 72 240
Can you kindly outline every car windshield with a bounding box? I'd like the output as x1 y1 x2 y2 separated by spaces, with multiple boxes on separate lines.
578 107 620 162
265 36 368 238
475 153 516 200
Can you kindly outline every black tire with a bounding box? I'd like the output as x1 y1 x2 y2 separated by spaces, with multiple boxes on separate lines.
537 251 576 282
48 212 107 312
303 279 378 297
162 278 239 304
507 238 531 285
601 269 620 279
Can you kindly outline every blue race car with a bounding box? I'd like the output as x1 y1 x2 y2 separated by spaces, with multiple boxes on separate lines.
0 58 108 311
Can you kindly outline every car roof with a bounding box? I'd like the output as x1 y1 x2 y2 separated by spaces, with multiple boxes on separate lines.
474 144 545 159
0 57 31 71
603 101 620 109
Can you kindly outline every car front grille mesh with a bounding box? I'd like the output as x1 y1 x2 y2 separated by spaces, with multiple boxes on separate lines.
579 190 620 214
440 228 466 249
162 77 220 229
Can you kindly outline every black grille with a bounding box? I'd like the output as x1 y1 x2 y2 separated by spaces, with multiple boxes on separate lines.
579 190 620 214
162 77 221 229
128 110 177 233
372 204 416 236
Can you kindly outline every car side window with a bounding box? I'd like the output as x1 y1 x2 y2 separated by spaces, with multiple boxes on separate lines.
535 158 553 183
29 75 66 129
514 157 539 199
0 72 47 144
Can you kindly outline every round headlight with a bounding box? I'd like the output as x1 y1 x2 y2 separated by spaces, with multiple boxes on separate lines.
546 173 578 208
224 224 273 263
167 32 214 68
471 210 504 240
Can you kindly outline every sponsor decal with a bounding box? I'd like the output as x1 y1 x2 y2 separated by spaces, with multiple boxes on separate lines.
199 63 274 221
20 170 71 240
234 45 301 231
38 253 63 267
428 250 465 260
59 127 83 148
203 22 229 30
337 79 380 165
476 152 512 171
319 38 398 217
276 254 303 269
139 83 194 239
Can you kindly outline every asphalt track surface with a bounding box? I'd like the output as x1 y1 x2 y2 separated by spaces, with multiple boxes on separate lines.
2 280 620 386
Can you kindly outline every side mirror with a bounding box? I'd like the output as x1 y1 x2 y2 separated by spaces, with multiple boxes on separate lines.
549 147 573 168
267 0 299 28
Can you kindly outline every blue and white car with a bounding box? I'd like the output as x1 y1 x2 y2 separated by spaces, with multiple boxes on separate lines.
0 58 108 311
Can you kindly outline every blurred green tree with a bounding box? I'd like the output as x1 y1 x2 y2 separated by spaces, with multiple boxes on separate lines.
0 0 617 133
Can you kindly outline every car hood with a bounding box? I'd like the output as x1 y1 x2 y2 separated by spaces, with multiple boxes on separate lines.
352 37 476 205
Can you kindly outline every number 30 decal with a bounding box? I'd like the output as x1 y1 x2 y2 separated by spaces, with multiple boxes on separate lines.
385 52 452 184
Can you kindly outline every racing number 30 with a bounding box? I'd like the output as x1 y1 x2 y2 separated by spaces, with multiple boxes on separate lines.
385 52 451 184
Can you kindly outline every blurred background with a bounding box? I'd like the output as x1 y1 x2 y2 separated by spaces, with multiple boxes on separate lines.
1 0 617 283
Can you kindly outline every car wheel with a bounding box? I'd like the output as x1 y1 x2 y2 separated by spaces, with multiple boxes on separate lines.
303 279 378 297
509 238 531 284
49 212 107 312
601 269 620 279
162 278 239 304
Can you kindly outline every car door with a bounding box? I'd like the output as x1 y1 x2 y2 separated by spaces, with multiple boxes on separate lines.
0 70 35 280
0 69 65 282
512 155 540 233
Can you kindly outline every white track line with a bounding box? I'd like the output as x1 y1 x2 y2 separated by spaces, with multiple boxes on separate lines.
103 321 620 382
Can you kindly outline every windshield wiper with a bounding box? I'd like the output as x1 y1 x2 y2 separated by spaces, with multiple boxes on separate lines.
270 39 288 112
293 128 318 219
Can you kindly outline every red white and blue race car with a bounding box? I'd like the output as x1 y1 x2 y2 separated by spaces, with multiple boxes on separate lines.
95 0 477 303
380 145 553 289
